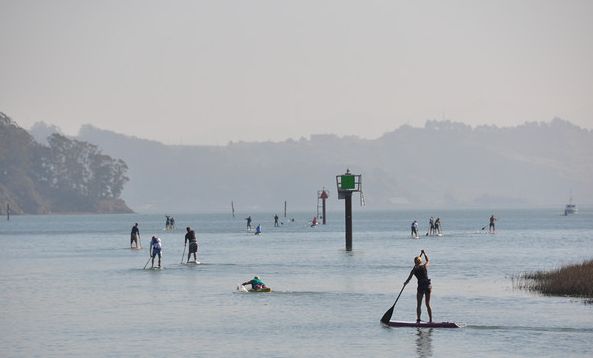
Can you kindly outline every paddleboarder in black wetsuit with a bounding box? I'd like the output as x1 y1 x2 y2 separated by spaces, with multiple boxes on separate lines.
404 250 432 323
489 215 496 233
411 220 419 238
130 223 141 248
434 217 441 235
245 216 252 231
184 227 198 263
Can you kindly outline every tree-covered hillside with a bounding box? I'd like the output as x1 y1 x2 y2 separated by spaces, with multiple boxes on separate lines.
0 112 131 214
78 118 593 213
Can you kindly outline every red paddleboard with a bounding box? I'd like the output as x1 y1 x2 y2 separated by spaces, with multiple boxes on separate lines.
386 321 460 328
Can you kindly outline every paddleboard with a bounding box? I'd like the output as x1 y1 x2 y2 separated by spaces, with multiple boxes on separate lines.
437 233 443 237
385 321 460 328
150 266 163 270
185 260 201 265
248 287 272 293
236 285 271 293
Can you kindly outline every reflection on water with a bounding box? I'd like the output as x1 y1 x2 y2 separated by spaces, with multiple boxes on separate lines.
416 328 433 358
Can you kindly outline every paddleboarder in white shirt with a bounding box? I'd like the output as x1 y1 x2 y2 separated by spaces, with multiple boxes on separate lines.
150 236 162 268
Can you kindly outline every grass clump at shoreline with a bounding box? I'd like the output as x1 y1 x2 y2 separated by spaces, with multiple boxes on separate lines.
518 260 593 301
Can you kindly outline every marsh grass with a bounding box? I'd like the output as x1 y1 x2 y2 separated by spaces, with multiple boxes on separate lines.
515 260 593 303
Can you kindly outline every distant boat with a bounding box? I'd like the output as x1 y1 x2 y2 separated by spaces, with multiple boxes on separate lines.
564 195 577 216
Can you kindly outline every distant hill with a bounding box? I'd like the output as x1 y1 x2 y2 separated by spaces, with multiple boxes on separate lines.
77 118 593 213
0 112 132 214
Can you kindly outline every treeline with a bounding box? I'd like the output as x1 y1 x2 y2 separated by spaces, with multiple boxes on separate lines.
0 112 131 214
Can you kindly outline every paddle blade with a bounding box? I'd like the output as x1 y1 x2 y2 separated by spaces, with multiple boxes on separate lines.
380 304 395 324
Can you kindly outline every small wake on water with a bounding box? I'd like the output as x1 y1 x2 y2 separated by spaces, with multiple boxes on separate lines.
466 324 593 333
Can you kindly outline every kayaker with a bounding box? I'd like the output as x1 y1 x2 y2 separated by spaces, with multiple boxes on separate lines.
130 223 141 248
404 250 432 323
184 227 198 263
150 236 162 268
242 276 268 290
311 216 318 227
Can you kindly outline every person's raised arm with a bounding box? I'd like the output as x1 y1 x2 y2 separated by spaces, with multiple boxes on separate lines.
422 250 430 266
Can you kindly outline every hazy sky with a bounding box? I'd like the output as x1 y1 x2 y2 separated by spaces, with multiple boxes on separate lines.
1 0 592 145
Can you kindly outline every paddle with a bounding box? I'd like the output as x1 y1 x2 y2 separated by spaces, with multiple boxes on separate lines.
380 281 408 324
481 224 487 231
143 252 152 270
181 244 187 264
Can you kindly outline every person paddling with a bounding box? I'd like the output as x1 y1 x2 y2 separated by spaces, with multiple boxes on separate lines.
411 220 419 238
150 236 162 268
404 250 432 323
434 217 442 235
242 276 268 290
245 216 252 231
489 215 496 233
130 223 141 248
184 227 199 263
254 224 262 235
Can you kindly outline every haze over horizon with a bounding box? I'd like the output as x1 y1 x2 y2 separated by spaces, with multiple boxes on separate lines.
2 0 593 145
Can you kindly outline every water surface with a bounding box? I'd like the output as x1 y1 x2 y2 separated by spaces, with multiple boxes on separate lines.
1 209 592 357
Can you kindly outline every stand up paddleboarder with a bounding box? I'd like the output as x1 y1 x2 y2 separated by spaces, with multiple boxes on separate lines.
434 217 442 235
130 223 141 248
184 227 199 263
404 250 432 323
489 214 496 233
150 236 162 268
411 220 419 238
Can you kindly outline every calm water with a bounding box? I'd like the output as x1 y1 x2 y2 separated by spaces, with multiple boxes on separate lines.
1 209 592 357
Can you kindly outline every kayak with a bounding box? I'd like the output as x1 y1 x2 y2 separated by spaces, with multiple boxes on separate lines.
385 321 460 328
